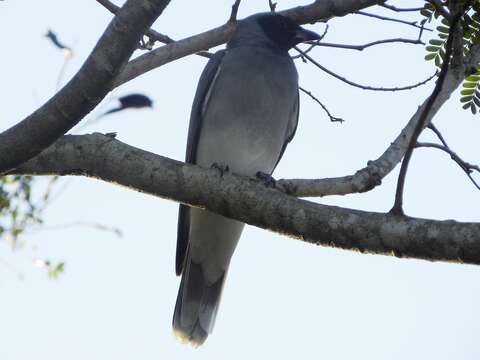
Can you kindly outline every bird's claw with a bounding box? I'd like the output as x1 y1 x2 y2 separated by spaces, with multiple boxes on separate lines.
256 171 276 188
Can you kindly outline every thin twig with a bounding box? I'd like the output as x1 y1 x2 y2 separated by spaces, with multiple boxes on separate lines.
416 142 480 190
354 10 433 32
96 0 212 58
229 0 242 22
391 14 462 215
268 0 277 12
308 37 424 51
299 86 344 123
295 47 437 91
33 221 124 238
417 18 428 42
427 123 448 147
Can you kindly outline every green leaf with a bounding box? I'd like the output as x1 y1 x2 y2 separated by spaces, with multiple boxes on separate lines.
463 82 477 88
466 75 480 82
429 39 443 46
47 262 65 279
437 26 450 34
473 96 480 108
425 53 437 61
439 48 446 59
426 46 440 52
460 96 473 103
461 89 475 95
420 9 432 18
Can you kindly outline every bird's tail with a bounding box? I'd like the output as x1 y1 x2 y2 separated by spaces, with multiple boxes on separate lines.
173 257 227 347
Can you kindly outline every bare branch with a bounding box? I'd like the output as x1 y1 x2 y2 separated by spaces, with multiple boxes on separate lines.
298 86 344 122
97 0 212 58
268 0 277 12
391 14 462 215
34 221 124 238
416 142 480 191
10 134 480 265
354 10 433 31
309 37 424 51
295 47 436 91
427 123 448 147
229 0 242 22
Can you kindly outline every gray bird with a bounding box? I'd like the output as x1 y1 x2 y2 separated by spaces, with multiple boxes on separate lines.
173 12 320 346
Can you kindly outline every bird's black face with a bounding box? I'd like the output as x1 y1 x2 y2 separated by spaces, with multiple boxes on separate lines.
257 14 320 51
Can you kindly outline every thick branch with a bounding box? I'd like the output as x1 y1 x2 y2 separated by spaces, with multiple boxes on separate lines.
0 0 171 174
11 134 480 265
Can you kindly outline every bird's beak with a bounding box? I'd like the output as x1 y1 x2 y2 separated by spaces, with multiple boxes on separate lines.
295 28 321 43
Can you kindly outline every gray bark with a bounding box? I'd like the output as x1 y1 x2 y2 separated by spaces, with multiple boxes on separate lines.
11 134 480 265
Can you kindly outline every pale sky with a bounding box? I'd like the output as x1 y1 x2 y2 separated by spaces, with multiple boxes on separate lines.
1 1 480 359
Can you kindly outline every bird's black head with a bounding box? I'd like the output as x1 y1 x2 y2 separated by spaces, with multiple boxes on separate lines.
256 13 320 51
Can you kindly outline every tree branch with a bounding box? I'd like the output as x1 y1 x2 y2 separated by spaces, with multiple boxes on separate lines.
311 38 424 51
10 133 480 265
276 37 480 198
391 14 463 215
114 0 386 87
96 0 212 58
354 10 433 31
298 86 344 122
0 0 172 174
295 47 437 91
416 142 480 191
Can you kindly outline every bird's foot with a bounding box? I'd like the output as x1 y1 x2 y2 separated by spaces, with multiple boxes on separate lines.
211 162 230 177
256 171 276 188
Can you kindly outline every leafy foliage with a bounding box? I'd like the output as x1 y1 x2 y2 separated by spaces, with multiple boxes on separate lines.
424 22 448 69
420 1 442 22
422 1 480 114
460 67 480 114
47 260 65 279
463 11 480 54
0 176 43 247
0 176 67 279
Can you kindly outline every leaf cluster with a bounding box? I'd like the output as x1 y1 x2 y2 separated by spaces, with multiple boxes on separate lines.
0 176 43 247
422 1 480 114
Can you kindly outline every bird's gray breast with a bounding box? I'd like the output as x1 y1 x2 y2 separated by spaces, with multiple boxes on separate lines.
196 46 298 175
